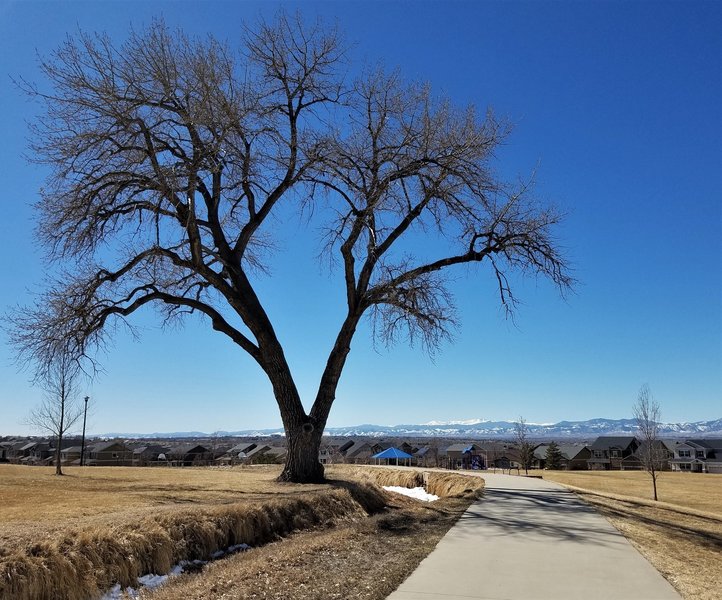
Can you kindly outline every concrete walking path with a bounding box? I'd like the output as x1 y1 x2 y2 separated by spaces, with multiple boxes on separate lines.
387 473 681 600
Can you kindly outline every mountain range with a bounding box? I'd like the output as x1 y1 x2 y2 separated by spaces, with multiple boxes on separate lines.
97 417 722 440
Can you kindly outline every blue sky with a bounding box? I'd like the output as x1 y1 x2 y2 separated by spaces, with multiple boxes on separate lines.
1 1 720 436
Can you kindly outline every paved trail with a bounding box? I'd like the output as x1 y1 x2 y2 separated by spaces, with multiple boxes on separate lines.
387 473 681 600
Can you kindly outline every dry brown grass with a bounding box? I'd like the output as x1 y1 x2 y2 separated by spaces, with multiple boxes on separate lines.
140 488 473 600
0 464 481 600
535 470 722 600
539 470 722 515
0 464 312 525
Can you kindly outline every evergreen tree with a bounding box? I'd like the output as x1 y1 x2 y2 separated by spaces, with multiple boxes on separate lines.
545 441 563 470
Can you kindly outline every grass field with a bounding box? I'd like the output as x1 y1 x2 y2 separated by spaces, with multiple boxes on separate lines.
4 464 720 600
537 469 722 600
538 469 722 515
0 464 482 600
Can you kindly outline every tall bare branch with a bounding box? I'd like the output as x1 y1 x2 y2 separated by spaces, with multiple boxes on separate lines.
7 14 573 483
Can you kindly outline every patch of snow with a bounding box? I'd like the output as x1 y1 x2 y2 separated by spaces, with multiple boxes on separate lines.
137 573 168 589
100 543 252 599
100 584 123 600
383 486 439 502
423 418 487 426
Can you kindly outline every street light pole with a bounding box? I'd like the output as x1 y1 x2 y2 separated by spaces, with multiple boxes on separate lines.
80 396 89 466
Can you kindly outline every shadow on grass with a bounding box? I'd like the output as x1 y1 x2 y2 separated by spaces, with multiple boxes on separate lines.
581 495 722 550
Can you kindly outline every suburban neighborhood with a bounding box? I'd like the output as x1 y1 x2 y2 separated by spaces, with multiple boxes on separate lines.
3 434 721 474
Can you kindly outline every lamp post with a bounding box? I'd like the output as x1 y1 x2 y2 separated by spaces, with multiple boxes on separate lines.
80 396 89 466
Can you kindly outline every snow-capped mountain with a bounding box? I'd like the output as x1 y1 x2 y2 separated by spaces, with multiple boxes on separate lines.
317 418 722 439
99 417 722 439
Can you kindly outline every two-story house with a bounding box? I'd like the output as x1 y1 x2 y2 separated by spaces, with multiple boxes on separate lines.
670 439 722 473
445 443 487 470
587 436 639 470
87 441 134 466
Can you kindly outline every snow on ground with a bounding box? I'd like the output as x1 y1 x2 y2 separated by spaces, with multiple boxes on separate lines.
383 486 439 502
99 544 251 599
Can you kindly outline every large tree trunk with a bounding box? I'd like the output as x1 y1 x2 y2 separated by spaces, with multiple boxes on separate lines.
279 423 325 483
261 344 326 483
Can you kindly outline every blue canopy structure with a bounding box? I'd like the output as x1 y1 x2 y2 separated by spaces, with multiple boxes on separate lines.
372 447 413 460
371 447 414 466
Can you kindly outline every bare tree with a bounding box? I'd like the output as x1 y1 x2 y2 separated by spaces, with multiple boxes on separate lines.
514 416 535 475
633 384 664 501
7 14 572 483
26 352 83 475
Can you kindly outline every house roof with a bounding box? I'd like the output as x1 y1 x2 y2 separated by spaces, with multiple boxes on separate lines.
345 443 376 458
170 444 209 455
245 445 271 457
445 443 481 453
62 446 83 453
338 440 355 453
89 441 130 453
558 445 590 460
636 440 674 454
589 437 637 451
687 439 722 451
533 445 549 459
230 442 257 454
134 444 170 455
660 439 680 453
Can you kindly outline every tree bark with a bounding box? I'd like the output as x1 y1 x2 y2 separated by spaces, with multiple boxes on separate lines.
257 338 327 483
279 422 325 483
54 437 63 476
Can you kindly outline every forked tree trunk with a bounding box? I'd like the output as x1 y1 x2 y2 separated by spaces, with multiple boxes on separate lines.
267 312 358 484
279 423 325 483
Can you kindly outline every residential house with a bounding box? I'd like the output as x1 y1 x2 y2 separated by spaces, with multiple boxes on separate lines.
413 446 438 468
217 442 258 465
445 444 486 470
533 444 591 470
18 441 53 465
168 444 211 466
5 440 31 464
212 443 234 461
670 439 722 473
87 441 134 466
344 442 384 464
621 440 676 471
587 437 639 470
400 442 418 456
319 440 354 465
488 447 522 471
243 445 287 464
60 446 83 465
132 445 171 466
472 442 520 471
0 441 14 462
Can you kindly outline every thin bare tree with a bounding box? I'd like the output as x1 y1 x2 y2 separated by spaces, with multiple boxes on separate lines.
7 14 572 483
514 416 535 475
26 351 84 475
633 384 664 501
